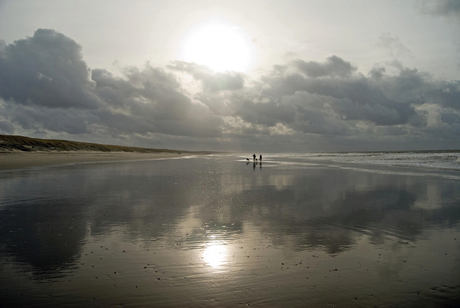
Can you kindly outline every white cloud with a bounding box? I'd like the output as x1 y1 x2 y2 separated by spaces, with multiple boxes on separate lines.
377 32 411 57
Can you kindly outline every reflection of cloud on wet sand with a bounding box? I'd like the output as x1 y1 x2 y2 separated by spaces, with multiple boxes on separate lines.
1 156 460 283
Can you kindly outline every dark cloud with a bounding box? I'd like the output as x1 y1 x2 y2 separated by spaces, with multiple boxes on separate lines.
0 119 14 134
8 105 90 134
255 63 422 128
0 97 96 135
375 126 408 137
416 0 460 17
368 63 432 102
441 111 460 125
292 56 356 78
235 91 351 136
369 67 386 79
332 97 414 126
236 100 296 127
425 81 460 110
0 29 100 109
1 29 460 151
283 92 351 136
93 67 190 122
92 66 223 138
0 29 223 143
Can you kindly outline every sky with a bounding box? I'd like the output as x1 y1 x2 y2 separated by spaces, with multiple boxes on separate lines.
1 0 460 152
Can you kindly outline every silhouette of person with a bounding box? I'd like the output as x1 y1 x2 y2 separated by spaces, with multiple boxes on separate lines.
253 153 256 161
259 154 262 161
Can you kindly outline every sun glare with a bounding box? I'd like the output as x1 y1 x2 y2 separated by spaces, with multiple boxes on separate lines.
203 243 227 268
183 23 253 72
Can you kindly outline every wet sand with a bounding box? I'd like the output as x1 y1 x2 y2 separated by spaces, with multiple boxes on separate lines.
1 154 460 307
0 151 186 170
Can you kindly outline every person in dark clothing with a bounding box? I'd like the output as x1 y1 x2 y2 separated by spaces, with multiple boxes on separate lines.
259 154 262 161
253 153 256 161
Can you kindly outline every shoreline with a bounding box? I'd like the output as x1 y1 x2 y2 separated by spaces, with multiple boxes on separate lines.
0 151 191 171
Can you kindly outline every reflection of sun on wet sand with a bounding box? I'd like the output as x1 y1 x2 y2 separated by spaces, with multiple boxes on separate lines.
2 153 460 307
203 243 228 268
0 135 218 170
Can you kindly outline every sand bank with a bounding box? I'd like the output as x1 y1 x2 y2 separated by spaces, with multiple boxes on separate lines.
0 151 187 171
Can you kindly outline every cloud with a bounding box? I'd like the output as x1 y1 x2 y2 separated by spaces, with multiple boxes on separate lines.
281 92 351 136
0 119 14 134
0 29 223 143
332 98 412 126
0 29 100 109
254 61 425 128
92 66 223 138
1 29 460 151
416 0 460 62
377 32 411 57
292 56 356 78
236 99 296 127
416 0 460 18
369 67 386 79
167 61 250 118
425 81 460 109
6 104 92 134
168 61 245 92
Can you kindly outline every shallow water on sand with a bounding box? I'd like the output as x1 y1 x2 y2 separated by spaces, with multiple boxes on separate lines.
1 155 460 307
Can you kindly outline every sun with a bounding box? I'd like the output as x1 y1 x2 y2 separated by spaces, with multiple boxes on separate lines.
182 22 253 72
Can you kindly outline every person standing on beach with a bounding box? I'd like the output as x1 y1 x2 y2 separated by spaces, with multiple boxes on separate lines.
253 153 256 161
259 154 262 161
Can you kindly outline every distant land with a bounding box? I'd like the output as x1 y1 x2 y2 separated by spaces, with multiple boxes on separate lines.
0 135 214 154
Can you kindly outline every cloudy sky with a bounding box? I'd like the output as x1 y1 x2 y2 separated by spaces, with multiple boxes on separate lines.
1 0 460 152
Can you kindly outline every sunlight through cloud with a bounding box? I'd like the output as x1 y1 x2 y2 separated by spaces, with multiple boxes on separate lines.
182 22 253 72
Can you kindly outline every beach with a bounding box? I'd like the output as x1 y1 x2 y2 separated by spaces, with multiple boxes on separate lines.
0 151 186 171
1 153 460 307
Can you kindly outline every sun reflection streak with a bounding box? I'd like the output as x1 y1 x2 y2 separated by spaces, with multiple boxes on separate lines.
203 242 228 269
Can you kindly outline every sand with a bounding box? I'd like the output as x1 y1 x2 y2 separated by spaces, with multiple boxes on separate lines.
0 151 187 171
1 154 460 307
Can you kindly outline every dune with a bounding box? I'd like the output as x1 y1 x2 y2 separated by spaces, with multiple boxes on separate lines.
0 135 217 170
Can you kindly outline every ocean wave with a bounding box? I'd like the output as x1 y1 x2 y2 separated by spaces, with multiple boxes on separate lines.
260 151 460 172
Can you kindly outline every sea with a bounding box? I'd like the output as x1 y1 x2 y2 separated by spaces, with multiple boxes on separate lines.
1 151 460 307
265 150 460 172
